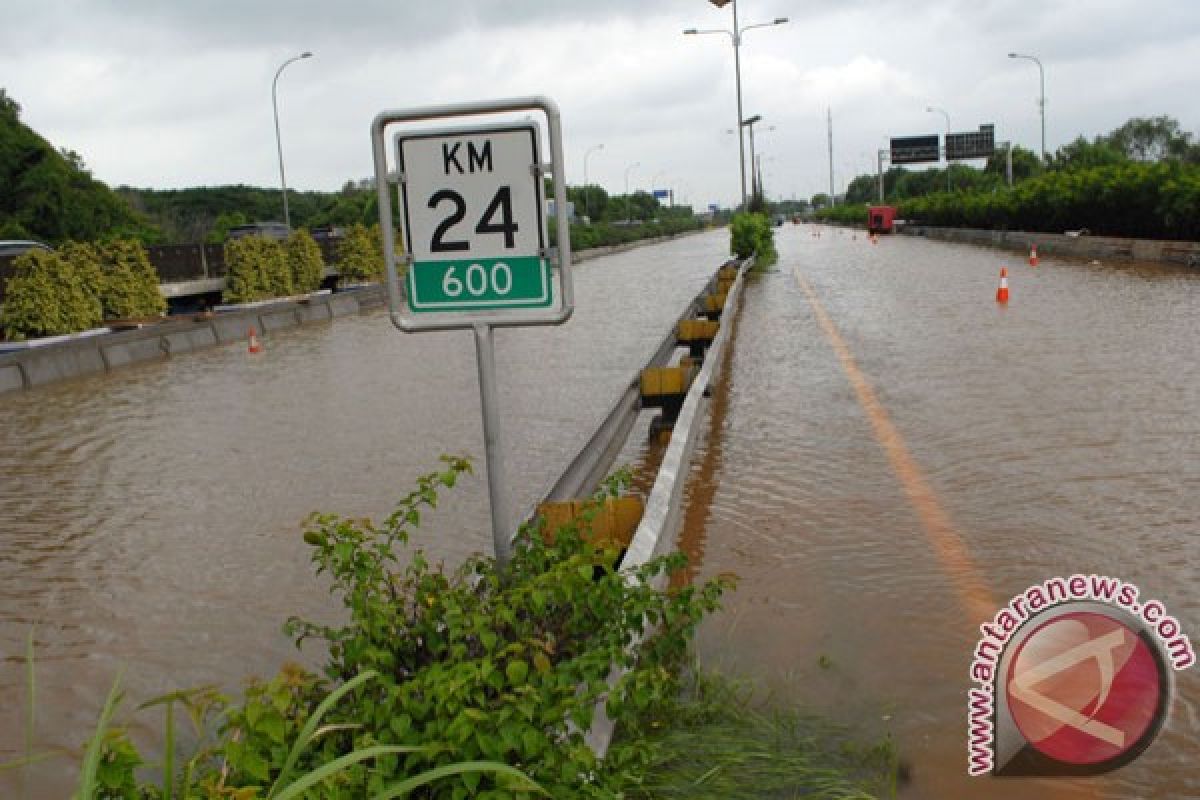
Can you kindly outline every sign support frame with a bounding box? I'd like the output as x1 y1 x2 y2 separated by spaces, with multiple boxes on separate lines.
370 97 574 567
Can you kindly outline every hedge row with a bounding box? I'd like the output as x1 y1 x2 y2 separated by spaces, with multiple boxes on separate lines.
814 163 1200 241
1 239 165 340
729 212 777 265
898 161 1200 240
558 216 706 252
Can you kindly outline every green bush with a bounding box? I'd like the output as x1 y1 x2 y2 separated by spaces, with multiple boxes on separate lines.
0 248 102 340
287 229 325 294
814 203 870 227
95 238 166 320
729 212 776 265
223 236 291 304
898 161 1200 240
336 222 385 284
59 461 727 798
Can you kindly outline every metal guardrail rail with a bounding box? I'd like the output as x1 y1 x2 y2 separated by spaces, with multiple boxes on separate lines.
519 253 751 756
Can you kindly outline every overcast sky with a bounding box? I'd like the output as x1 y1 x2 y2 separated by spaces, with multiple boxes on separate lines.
3 0 1198 209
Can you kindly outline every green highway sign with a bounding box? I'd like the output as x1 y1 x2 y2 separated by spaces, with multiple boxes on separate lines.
407 256 551 311
396 123 551 314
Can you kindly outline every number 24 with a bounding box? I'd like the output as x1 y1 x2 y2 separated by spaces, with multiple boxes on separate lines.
429 187 518 252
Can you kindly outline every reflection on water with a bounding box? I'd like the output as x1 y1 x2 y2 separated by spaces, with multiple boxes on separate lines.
685 225 1199 799
0 230 726 794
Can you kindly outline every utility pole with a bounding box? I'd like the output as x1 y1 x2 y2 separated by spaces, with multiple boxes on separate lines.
827 108 835 206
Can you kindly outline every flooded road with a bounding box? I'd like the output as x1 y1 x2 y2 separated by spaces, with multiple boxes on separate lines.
685 224 1199 798
0 230 727 793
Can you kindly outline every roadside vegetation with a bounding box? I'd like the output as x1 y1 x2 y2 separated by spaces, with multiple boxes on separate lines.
1 238 165 340
5 461 895 798
811 115 1200 240
730 212 777 268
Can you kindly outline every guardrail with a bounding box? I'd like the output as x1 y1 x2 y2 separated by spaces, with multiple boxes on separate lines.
520 254 751 756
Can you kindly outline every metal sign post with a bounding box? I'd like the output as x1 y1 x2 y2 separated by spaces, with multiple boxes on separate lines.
371 97 574 566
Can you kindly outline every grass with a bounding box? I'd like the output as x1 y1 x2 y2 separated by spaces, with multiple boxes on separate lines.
621 670 898 800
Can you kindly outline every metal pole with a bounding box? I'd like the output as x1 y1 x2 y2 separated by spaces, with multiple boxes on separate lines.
582 143 603 220
271 52 311 229
745 118 757 201
1038 59 1046 163
877 149 885 204
624 162 639 224
1006 141 1014 186
927 106 951 192
732 13 748 209
827 108 835 205
1009 53 1046 162
473 323 513 566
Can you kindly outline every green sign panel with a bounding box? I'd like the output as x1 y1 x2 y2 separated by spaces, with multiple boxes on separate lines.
407 256 551 312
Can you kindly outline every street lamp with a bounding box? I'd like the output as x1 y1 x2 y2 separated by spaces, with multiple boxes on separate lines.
1008 52 1046 162
926 105 951 192
624 161 640 224
741 114 762 199
684 3 788 210
272 51 312 230
582 143 604 220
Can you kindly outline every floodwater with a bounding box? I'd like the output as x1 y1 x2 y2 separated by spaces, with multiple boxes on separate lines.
0 230 727 795
4 221 1197 798
684 224 1199 798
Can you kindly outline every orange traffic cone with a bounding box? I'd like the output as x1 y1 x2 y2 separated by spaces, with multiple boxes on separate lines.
1029 244 1039 267
996 267 1010 304
248 325 263 354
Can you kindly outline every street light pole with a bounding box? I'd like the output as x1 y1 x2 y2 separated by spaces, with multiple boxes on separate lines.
685 4 788 211
927 105 951 192
582 143 604 220
272 51 312 230
624 161 640 224
742 114 762 201
1008 52 1046 162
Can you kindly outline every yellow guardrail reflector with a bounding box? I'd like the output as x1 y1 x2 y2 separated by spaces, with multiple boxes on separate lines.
678 319 720 342
537 496 645 549
640 365 695 396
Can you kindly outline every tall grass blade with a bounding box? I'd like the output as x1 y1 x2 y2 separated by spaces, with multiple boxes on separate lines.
268 668 378 797
24 629 34 776
0 752 59 773
74 670 125 800
372 762 546 799
271 745 426 800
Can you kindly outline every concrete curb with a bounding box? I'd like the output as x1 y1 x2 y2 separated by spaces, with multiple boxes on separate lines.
0 286 384 394
898 225 1200 267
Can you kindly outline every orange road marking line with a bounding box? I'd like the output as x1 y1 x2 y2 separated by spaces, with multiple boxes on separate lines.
794 270 995 624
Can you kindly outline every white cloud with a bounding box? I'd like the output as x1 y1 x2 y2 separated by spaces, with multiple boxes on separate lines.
0 0 1197 209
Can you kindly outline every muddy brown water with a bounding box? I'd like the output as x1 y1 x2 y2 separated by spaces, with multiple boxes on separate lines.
682 224 1198 798
3 223 1197 797
0 230 726 795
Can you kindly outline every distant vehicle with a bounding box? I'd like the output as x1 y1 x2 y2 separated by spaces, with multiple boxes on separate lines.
867 206 897 234
0 240 53 258
228 222 290 241
773 215 785 227
308 225 345 242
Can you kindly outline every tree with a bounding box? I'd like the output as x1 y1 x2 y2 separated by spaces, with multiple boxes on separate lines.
0 88 153 244
810 193 831 209
286 229 325 294
1103 116 1194 163
844 174 878 205
96 239 167 319
207 211 248 243
566 184 608 221
0 248 103 339
223 236 290 303
1050 136 1128 170
336 223 384 284
985 145 1043 183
